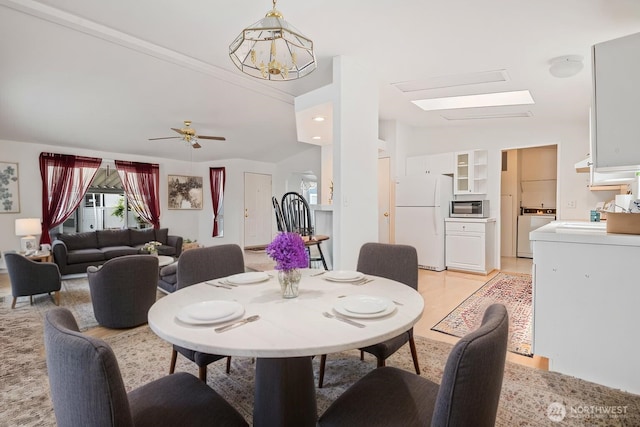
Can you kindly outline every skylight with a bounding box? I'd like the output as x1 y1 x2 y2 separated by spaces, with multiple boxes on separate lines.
412 90 534 111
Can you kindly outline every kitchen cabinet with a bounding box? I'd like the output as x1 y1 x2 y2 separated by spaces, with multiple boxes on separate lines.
445 218 495 274
453 150 487 194
406 152 454 176
531 221 640 394
592 32 640 172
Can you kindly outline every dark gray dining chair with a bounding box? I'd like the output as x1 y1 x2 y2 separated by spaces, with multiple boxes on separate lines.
272 195 285 232
318 242 420 387
44 307 248 427
168 244 245 381
87 254 159 328
318 303 509 427
280 191 328 270
5 251 61 309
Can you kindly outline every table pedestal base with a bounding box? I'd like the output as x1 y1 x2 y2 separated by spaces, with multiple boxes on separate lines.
254 357 317 427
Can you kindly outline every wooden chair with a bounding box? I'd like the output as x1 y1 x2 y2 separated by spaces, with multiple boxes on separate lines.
280 192 328 270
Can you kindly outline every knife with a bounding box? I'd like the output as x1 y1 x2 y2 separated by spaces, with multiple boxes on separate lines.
214 315 260 333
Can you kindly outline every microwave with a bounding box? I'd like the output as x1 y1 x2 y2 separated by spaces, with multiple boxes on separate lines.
450 200 490 218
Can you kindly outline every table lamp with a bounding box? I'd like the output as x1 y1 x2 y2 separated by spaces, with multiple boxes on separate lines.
15 218 41 252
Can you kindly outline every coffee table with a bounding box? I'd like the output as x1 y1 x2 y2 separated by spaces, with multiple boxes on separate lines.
156 255 175 267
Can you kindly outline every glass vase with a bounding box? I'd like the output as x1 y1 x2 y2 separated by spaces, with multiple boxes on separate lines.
278 269 301 298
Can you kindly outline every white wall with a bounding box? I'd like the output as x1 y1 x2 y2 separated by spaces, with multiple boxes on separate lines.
395 119 613 265
0 139 319 261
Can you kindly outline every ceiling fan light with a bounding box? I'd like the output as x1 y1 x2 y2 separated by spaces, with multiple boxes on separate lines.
549 55 584 78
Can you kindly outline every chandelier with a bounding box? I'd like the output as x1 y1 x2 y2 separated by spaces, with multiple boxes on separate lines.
229 0 316 81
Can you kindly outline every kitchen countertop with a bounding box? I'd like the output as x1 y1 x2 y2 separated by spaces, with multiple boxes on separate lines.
530 220 640 246
445 217 496 223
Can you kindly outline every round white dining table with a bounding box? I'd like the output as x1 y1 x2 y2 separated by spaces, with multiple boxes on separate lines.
147 268 424 427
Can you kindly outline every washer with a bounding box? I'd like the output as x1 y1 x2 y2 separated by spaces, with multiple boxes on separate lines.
517 208 556 258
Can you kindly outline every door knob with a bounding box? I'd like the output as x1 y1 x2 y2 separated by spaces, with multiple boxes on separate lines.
383 212 389 217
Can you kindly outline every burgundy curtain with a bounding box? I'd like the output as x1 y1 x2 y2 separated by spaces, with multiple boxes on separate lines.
209 167 226 237
114 160 161 229
39 152 102 244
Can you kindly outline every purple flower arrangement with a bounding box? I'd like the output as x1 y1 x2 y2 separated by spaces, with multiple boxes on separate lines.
266 232 309 271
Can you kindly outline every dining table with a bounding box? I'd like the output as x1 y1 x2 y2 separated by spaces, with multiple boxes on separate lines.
147 268 424 427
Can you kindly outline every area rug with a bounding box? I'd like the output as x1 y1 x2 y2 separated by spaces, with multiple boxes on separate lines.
431 272 533 357
3 277 640 426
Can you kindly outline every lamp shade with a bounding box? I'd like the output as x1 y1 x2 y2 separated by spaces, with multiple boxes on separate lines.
15 218 41 252
15 218 41 236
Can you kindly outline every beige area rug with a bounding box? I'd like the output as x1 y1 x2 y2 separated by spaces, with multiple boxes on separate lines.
2 280 640 426
432 272 533 357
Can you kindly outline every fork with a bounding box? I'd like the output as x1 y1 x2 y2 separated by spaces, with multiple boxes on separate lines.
353 278 374 286
322 311 365 328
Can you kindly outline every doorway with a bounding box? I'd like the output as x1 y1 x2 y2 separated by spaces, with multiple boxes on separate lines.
500 145 558 258
244 173 273 248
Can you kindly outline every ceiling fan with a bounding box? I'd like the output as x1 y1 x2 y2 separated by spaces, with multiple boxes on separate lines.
148 120 225 149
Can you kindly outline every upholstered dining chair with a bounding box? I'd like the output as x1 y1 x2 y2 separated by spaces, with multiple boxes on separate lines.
318 242 420 387
44 307 248 427
5 251 61 309
169 244 245 381
318 303 509 427
87 255 159 329
280 191 328 270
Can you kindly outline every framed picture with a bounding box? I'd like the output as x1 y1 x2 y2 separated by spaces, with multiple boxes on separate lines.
168 175 203 210
0 162 20 213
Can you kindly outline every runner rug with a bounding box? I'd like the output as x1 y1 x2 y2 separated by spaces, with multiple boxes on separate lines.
431 272 533 357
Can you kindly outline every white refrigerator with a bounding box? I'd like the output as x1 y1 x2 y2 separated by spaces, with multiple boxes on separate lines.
395 174 453 271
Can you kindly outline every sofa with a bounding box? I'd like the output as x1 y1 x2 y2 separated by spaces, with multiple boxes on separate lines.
52 228 182 275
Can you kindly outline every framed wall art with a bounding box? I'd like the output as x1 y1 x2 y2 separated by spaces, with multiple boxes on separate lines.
168 175 203 210
0 162 20 213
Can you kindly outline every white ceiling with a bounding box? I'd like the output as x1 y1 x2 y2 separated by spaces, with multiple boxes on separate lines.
1 0 639 163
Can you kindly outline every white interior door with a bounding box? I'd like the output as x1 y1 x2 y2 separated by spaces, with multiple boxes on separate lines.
378 157 390 243
244 173 272 247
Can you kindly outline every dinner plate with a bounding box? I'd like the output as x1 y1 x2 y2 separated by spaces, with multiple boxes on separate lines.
324 270 365 282
333 295 396 319
225 272 270 285
342 295 389 314
176 300 244 325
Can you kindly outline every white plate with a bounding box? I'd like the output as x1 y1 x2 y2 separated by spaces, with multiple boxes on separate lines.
225 272 270 285
324 270 365 282
176 301 244 325
342 295 390 314
334 295 396 319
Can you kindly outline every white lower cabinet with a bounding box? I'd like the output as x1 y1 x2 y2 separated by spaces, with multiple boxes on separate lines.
445 218 495 274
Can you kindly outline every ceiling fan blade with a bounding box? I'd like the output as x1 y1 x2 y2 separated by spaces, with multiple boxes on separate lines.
192 142 202 149
171 127 185 135
197 135 226 141
148 137 181 140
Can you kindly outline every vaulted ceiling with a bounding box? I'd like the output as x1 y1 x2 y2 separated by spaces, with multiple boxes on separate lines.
1 0 639 162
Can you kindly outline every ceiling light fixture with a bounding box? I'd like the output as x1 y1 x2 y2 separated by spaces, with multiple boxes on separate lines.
549 55 584 78
229 0 316 81
312 136 321 140
412 90 535 111
312 116 325 122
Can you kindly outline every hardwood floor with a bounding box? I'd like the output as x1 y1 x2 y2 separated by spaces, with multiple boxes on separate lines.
0 255 547 370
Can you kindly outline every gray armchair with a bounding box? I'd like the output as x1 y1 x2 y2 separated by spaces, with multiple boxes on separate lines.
44 307 248 427
5 251 61 309
318 242 420 387
167 244 246 381
87 254 158 328
318 304 509 427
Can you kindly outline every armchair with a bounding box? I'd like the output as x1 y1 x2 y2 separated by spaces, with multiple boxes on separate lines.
5 251 61 309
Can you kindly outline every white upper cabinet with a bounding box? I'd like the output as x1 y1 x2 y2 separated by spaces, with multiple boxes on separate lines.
454 150 488 194
406 152 454 176
592 32 640 172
